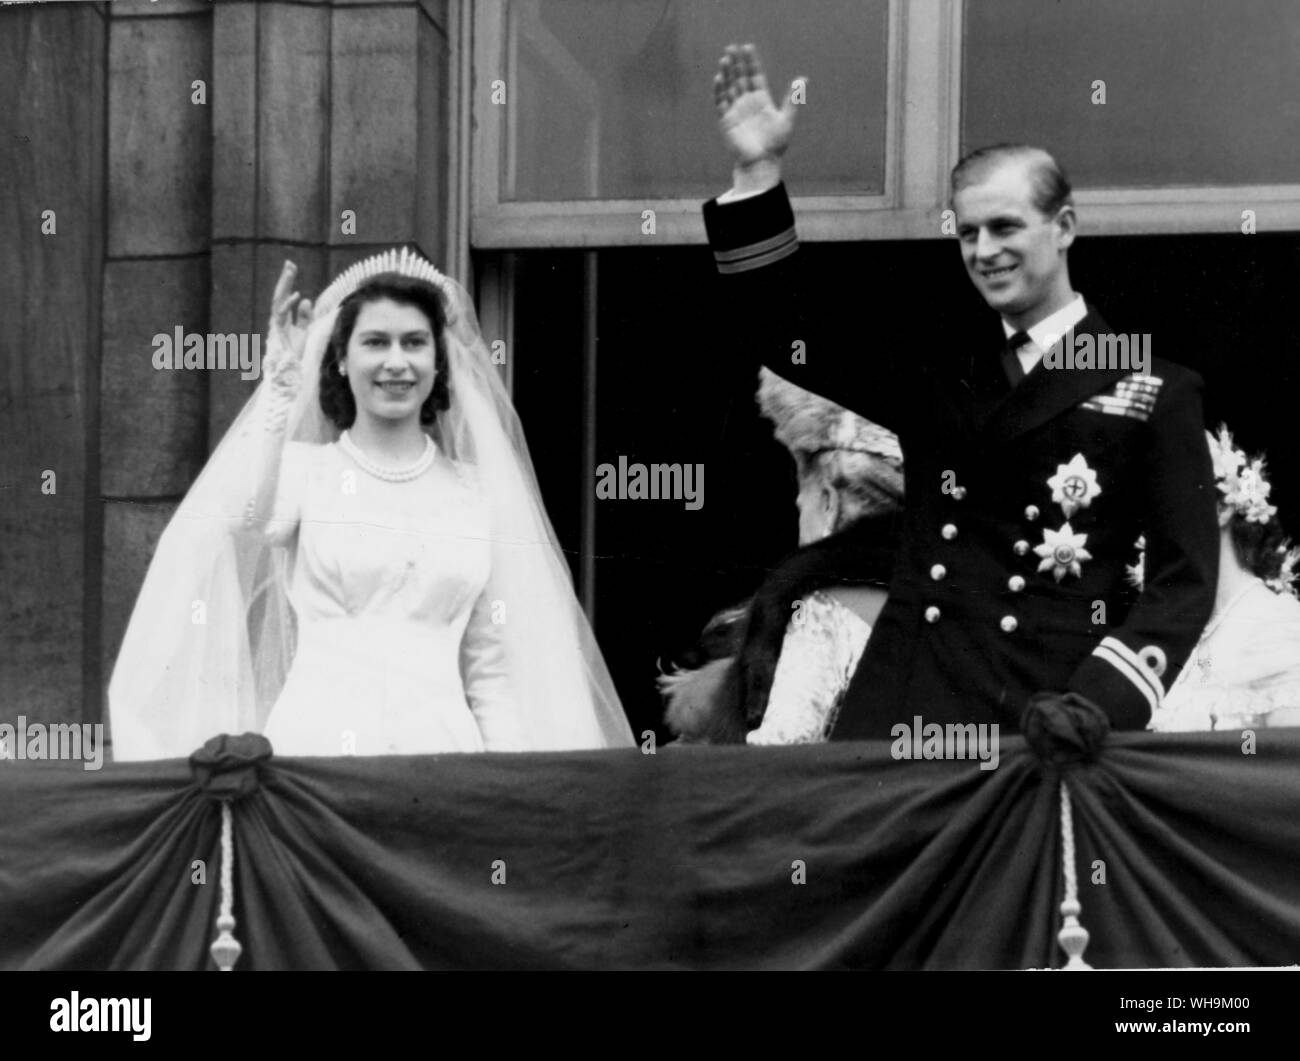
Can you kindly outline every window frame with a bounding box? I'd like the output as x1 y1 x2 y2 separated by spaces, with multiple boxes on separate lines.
469 0 1300 246
470 0 929 247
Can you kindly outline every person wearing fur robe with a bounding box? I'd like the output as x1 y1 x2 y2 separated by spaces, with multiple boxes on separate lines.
660 368 903 744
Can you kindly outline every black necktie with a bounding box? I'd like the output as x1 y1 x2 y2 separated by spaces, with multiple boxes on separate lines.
1001 331 1031 386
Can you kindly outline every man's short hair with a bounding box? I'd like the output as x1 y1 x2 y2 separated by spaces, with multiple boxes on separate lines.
950 144 1073 218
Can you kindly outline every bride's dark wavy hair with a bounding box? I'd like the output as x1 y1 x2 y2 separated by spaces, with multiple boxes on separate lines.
319 274 451 429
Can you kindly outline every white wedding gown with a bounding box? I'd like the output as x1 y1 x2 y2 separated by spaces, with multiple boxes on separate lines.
1149 578 1300 733
260 441 524 756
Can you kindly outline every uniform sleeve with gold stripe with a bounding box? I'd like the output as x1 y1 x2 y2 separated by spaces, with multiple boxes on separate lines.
1066 366 1219 727
702 183 917 435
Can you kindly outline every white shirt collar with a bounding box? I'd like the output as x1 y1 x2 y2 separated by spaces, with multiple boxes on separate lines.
1002 294 1088 371
1002 293 1088 350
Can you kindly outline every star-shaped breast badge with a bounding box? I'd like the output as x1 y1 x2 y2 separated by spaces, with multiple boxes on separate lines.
1047 453 1102 517
1035 523 1093 582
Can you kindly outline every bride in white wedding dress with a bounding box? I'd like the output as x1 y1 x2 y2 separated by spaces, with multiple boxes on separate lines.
109 249 632 759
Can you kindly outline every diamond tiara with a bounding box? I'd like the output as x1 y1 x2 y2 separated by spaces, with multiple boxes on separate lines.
314 246 457 321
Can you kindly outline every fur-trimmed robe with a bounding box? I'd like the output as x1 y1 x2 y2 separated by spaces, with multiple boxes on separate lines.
661 513 900 743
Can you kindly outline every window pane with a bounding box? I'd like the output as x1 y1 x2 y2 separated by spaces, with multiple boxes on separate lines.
962 0 1300 188
503 0 889 201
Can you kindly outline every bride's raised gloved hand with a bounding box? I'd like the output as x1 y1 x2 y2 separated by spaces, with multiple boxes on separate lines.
247 261 316 492
265 260 314 394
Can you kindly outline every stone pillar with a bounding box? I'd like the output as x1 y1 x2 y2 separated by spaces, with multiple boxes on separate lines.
327 0 451 279
99 0 213 719
0 3 106 727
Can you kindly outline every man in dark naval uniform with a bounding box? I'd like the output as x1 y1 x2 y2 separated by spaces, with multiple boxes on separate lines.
703 45 1218 738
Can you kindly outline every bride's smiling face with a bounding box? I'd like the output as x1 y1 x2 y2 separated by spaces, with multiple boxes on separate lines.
344 298 438 424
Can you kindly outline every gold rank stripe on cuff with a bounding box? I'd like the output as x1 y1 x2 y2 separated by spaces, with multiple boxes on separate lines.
714 226 799 274
1094 636 1164 715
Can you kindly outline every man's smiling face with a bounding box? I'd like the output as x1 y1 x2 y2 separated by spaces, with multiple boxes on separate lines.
954 158 1075 328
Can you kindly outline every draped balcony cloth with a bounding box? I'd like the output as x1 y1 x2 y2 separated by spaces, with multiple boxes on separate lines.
2 730 1299 970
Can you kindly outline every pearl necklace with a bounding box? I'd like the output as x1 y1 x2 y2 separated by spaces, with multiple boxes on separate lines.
339 430 437 482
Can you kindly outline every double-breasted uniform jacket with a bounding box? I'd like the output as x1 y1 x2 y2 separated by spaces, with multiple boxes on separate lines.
703 183 1219 738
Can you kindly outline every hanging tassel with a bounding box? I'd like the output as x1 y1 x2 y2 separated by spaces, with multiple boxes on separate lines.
209 800 243 971
1057 780 1092 969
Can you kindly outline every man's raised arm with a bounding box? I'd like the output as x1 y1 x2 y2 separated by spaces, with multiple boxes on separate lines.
703 43 911 430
